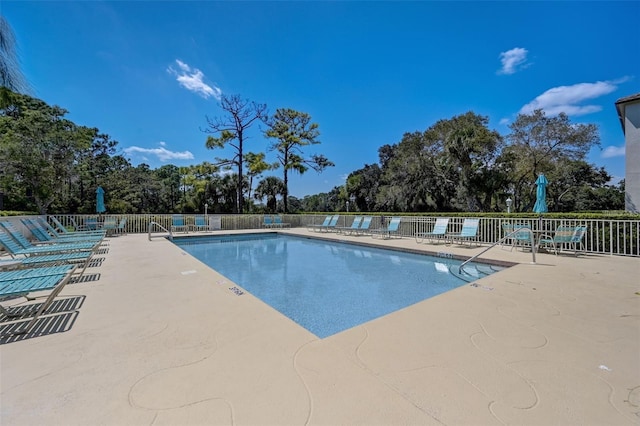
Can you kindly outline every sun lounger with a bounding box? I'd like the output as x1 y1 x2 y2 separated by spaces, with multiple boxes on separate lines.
272 216 290 228
447 218 480 246
262 215 274 228
308 215 339 232
415 218 449 244
336 216 362 234
192 215 209 232
170 215 189 233
0 265 78 335
351 216 373 235
0 227 99 257
21 218 104 244
371 217 402 239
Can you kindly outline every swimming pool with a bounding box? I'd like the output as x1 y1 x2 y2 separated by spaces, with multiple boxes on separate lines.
174 233 504 338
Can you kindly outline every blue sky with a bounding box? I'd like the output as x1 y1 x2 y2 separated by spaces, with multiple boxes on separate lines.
4 1 639 197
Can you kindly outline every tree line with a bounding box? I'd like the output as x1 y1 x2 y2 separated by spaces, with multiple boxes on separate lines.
0 88 624 215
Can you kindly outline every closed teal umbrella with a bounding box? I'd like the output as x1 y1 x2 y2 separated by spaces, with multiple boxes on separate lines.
533 174 548 214
96 186 106 214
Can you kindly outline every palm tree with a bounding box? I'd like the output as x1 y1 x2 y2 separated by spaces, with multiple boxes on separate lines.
254 176 285 213
0 16 29 94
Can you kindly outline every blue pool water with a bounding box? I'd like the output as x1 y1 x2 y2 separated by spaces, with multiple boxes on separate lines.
174 234 501 338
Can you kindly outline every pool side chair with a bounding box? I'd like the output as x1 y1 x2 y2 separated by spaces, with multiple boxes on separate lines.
538 225 587 256
102 217 118 236
0 228 99 258
336 216 362 234
192 215 209 232
319 215 340 232
273 216 290 228
116 218 128 235
371 217 402 239
263 215 274 228
83 217 99 231
0 265 78 335
447 218 480 246
1 221 98 251
512 224 533 251
307 215 331 231
353 216 373 236
171 215 189 233
49 216 105 236
0 249 94 276
23 219 104 244
415 218 449 244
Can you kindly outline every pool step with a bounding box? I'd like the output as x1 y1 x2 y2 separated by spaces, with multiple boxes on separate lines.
450 263 506 283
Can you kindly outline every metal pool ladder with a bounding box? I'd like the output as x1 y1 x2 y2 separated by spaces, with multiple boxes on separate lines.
148 221 173 241
458 227 536 275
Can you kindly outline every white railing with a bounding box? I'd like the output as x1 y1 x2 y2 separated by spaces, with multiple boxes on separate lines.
40 214 640 257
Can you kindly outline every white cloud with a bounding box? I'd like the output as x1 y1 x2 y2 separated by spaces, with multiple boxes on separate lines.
499 117 510 126
601 145 625 158
497 47 529 75
124 144 194 162
519 80 620 117
167 59 222 100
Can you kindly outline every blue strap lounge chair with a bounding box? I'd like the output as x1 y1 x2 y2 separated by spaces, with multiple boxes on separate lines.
538 225 587 256
192 215 209 232
0 249 94 276
317 215 340 232
447 218 480 246
415 218 449 244
353 216 373 235
49 216 105 236
22 219 104 244
0 265 77 335
0 227 98 257
371 217 402 239
171 215 189 233
307 215 331 231
272 216 290 228
262 215 274 228
336 216 362 234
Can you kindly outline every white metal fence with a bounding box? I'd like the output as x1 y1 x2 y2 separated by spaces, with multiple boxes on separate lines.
39 213 640 257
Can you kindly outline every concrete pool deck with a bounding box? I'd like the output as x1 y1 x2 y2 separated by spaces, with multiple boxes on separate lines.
1 229 638 425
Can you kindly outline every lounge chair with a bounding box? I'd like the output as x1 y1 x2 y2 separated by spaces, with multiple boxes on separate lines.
415 218 449 244
47 216 106 237
171 215 189 233
371 217 402 239
307 215 330 231
336 216 362 234
352 216 373 235
0 249 94 275
272 216 290 228
192 215 209 232
0 265 78 335
538 225 587 256
318 215 340 232
262 215 274 228
0 227 99 257
21 219 104 244
308 215 336 232
447 218 480 246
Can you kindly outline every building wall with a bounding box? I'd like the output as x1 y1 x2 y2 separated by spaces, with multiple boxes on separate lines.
624 101 640 213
